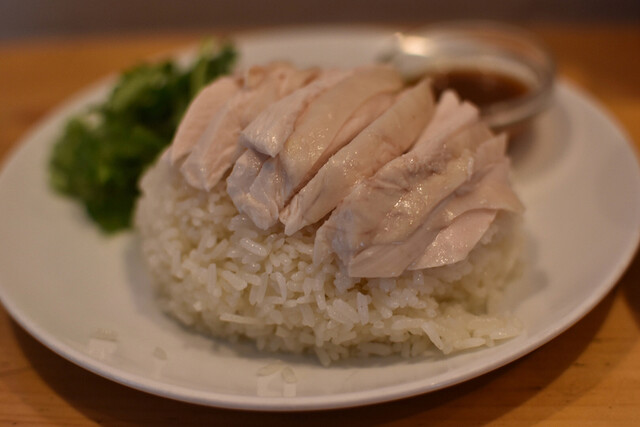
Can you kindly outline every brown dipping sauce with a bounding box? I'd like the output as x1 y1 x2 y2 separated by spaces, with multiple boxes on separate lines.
427 69 531 108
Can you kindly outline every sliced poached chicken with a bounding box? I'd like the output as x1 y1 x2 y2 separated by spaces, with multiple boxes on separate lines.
180 63 318 191
227 65 403 229
314 92 523 277
347 143 524 277
239 69 352 157
169 76 241 165
314 91 478 265
280 78 435 235
168 62 523 279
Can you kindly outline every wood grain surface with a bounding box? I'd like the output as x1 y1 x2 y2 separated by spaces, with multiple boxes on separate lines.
0 25 639 426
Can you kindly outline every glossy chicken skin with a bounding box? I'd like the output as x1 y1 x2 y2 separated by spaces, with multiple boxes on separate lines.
315 93 523 277
240 69 352 157
227 65 403 229
280 78 435 235
313 91 477 264
180 63 318 190
346 137 523 277
169 76 241 165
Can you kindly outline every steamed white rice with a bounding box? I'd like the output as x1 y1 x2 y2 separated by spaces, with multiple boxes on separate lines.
135 157 523 365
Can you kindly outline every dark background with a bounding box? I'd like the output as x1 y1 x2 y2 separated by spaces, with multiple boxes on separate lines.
1 0 638 40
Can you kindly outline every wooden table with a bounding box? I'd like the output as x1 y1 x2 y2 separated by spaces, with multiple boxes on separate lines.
1 25 639 425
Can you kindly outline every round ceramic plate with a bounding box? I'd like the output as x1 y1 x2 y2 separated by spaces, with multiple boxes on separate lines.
0 27 639 411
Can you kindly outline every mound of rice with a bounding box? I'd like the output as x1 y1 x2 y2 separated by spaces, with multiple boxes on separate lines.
135 156 524 365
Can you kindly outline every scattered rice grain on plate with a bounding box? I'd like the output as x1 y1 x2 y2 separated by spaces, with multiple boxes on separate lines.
91 328 118 341
257 363 284 376
281 366 298 384
153 346 168 360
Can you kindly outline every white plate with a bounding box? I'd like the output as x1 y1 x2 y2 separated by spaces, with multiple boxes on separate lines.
1 27 639 411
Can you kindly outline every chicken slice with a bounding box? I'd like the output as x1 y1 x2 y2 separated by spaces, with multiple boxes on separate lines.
313 94 480 264
240 69 352 156
351 136 524 276
413 209 498 269
369 130 508 247
236 92 396 230
314 115 522 278
348 156 524 277
230 65 403 229
317 151 474 270
409 92 479 160
169 76 241 165
225 148 269 207
280 79 435 235
227 70 353 223
229 152 288 230
407 155 526 271
279 66 402 192
180 63 318 190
